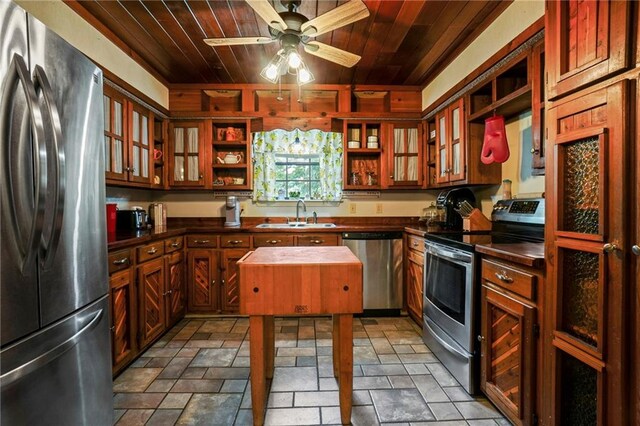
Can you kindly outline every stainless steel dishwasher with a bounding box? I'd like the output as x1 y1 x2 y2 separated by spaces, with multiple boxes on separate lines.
342 232 403 315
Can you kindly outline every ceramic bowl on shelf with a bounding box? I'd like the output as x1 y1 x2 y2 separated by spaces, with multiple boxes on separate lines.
367 141 379 149
233 177 245 185
347 140 360 149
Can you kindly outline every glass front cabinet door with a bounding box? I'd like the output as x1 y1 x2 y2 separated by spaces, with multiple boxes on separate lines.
169 121 206 187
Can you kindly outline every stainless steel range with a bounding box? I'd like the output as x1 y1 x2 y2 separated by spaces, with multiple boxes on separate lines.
422 197 545 394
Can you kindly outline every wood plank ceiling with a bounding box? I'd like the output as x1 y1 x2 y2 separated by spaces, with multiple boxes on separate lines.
69 0 511 86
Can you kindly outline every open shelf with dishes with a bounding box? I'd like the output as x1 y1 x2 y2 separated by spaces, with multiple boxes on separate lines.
425 118 437 187
343 121 383 189
211 119 257 190
152 115 167 188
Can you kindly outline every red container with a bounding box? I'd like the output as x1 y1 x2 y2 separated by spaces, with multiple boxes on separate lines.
106 203 117 233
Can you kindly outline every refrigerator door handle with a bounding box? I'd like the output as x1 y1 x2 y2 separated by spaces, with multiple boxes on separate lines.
0 308 103 386
0 53 47 276
33 65 65 269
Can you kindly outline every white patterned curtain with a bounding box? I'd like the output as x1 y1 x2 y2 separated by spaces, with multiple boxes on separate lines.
252 129 343 201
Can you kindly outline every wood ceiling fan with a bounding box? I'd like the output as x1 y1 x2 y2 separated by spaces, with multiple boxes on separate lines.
203 0 369 68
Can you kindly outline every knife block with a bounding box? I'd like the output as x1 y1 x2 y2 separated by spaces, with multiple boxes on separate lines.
462 209 492 232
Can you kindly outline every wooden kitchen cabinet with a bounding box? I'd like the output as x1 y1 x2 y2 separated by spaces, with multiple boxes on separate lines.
545 0 632 100
404 234 424 326
386 122 423 188
253 234 295 247
169 121 207 187
343 121 383 190
435 98 465 184
212 119 256 190
109 264 136 375
127 102 153 185
221 249 248 313
296 234 339 246
165 250 185 327
137 256 165 349
187 249 220 312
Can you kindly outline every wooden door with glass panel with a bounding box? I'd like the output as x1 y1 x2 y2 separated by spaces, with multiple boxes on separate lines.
128 102 152 184
103 86 128 182
388 122 422 187
544 81 629 425
169 121 205 187
435 98 465 183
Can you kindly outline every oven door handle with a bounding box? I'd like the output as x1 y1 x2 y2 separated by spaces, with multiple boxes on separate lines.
423 317 469 360
427 246 472 264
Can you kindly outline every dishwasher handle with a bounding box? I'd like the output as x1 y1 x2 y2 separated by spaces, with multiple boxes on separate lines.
341 232 403 240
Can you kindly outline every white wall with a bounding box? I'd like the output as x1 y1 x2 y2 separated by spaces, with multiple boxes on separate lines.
16 0 169 108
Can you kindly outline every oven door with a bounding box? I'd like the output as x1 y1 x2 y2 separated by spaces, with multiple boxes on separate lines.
423 240 475 352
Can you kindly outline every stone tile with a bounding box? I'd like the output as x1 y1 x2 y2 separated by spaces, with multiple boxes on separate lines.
298 325 315 339
143 348 180 358
184 340 223 349
146 379 177 393
454 400 502 419
384 331 424 345
466 420 502 426
234 409 253 426
129 358 150 368
494 418 512 425
157 358 192 379
275 335 298 345
321 405 379 425
180 367 207 379
297 340 316 348
224 340 243 349
393 345 415 354
443 386 474 402
277 347 316 357
365 330 386 338
189 348 237 367
412 375 449 403
427 363 460 387
404 364 429 375
378 354 401 364
175 348 200 358
295 391 339 407
113 368 163 392
204 367 250 379
114 393 166 409
232 356 250 367
317 346 332 356
159 393 192 410
389 376 416 389
296 356 317 366
165 340 186 349
275 356 296 366
411 344 431 354
146 358 172 368
317 355 332 366
281 325 298 334
268 392 294 408
354 331 369 339
398 353 438 364
177 393 241 425
371 389 434 422
353 390 373 406
353 376 392 390
354 338 372 346
316 338 332 347
362 364 408 376
319 377 339 391
412 421 467 426
354 346 380 365
197 320 234 333
113 409 126 423
170 379 223 393
428 402 463 421
271 367 318 392
370 338 395 355
221 379 247 393
318 364 334 378
210 332 246 341
191 332 211 340
264 407 320 426
116 409 154 425
146 409 182 426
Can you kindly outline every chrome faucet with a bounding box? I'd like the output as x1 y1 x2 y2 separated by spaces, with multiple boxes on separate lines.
295 199 307 224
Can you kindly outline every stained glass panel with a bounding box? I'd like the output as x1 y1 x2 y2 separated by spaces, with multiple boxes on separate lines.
559 353 597 425
561 248 599 347
562 137 600 234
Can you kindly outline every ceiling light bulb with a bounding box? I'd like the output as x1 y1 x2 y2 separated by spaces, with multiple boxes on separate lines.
288 51 302 68
299 68 311 83
265 63 279 80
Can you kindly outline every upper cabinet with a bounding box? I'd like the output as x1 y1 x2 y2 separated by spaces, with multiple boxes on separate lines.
386 122 423 188
212 119 256 190
546 0 632 100
169 121 206 187
103 86 128 183
435 98 466 184
127 103 152 185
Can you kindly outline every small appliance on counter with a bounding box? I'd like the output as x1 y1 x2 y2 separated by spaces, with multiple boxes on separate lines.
224 196 241 227
436 187 476 230
419 202 446 231
116 207 148 230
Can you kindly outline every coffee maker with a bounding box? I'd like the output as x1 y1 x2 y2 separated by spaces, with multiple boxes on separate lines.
436 188 476 231
224 196 241 227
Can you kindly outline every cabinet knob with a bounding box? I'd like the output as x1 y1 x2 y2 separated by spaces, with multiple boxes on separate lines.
530 148 540 154
110 326 115 332
221 279 225 285
228 240 242 245
112 258 129 265
147 247 157 254
268 240 281 245
389 175 394 179
603 243 620 253
199 172 203 179
211 280 216 286
477 335 485 342
311 239 324 244
171 242 180 248
495 271 514 283
194 239 210 244
632 245 640 256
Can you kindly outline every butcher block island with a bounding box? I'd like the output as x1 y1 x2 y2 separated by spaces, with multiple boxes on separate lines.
238 247 363 426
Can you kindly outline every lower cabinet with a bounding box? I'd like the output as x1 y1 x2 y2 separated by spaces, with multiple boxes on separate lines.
109 268 136 375
165 250 185 327
405 234 424 326
221 249 248 312
187 249 220 312
137 257 166 349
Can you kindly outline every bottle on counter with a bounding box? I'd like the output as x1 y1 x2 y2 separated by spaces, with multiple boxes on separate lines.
502 179 512 200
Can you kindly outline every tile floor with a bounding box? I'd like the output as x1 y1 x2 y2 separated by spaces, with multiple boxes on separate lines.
113 316 509 425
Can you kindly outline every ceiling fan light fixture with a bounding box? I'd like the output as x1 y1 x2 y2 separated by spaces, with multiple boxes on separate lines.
288 50 302 69
298 66 314 85
260 52 285 83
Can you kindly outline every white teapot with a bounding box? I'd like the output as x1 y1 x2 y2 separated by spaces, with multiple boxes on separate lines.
223 153 242 164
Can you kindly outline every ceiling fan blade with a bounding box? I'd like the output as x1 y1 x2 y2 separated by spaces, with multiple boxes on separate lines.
304 41 361 68
300 0 369 37
245 0 288 32
204 36 275 46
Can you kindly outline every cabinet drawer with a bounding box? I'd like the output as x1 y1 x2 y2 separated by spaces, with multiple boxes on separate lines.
137 241 165 263
108 249 132 274
407 248 424 265
187 235 218 248
407 235 425 253
297 234 339 246
164 236 184 253
482 259 536 300
221 234 250 248
253 234 295 247
166 250 183 265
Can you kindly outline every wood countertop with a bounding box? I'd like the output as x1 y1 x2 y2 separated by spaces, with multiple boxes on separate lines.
476 242 545 268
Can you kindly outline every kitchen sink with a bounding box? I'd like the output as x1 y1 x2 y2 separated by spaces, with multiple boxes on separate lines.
255 223 337 229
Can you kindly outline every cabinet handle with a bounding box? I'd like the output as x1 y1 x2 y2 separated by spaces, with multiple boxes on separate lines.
112 258 129 265
167 290 173 295
147 247 157 255
603 243 620 253
171 242 180 248
131 168 136 174
310 239 324 244
389 175 393 179
227 240 242 245
221 279 225 285
477 335 485 342
530 148 540 154
494 271 513 283
211 280 216 286
632 245 640 256
199 172 203 179
194 239 210 244
267 239 282 244
110 326 115 332
412 242 419 248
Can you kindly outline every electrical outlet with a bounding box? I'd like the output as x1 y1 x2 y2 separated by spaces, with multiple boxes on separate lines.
349 203 357 214
375 203 383 214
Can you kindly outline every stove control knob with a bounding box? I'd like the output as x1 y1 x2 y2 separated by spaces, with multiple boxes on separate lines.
632 245 640 256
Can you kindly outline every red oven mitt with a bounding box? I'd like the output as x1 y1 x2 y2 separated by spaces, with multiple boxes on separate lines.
480 115 510 164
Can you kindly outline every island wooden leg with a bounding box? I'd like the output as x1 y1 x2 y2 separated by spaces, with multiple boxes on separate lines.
265 315 275 379
249 315 267 426
332 314 340 379
337 314 353 425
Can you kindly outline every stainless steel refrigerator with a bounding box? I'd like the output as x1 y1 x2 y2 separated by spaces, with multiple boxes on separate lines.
1 2 112 424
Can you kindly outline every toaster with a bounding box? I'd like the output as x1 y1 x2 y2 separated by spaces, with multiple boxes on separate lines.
116 209 148 230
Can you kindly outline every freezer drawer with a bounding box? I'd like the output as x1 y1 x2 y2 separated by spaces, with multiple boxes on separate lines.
1 296 113 425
